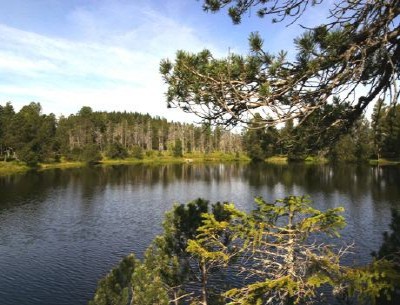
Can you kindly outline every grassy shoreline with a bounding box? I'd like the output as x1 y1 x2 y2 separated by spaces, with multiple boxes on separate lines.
369 158 400 166
265 155 329 164
2 154 399 176
266 155 400 165
0 161 30 176
0 152 250 176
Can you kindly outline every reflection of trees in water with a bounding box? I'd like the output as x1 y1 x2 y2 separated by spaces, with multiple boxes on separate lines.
370 166 400 204
242 163 400 204
0 163 247 207
1 163 399 210
107 163 246 187
0 169 70 209
73 163 400 207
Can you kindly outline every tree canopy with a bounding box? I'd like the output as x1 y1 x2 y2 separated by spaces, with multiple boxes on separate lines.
160 0 399 145
0 102 244 165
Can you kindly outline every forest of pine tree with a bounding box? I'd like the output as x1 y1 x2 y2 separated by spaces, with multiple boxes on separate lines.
0 102 243 165
1 101 400 166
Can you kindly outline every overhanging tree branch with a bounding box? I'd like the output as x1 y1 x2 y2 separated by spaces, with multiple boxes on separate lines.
160 0 399 146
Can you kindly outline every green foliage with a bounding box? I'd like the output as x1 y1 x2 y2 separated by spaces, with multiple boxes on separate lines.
0 103 15 160
6 101 399 164
374 210 400 261
372 103 400 159
130 145 144 159
63 144 101 164
246 143 265 161
186 204 238 305
370 209 400 304
106 142 128 160
18 145 40 167
329 134 358 163
155 199 236 305
89 254 136 305
4 102 57 166
328 119 373 163
243 114 279 161
161 0 399 155
145 149 156 158
131 247 170 305
162 198 209 256
341 259 400 305
81 144 102 164
1 101 244 167
91 196 399 305
173 139 183 157
220 196 347 305
64 147 83 162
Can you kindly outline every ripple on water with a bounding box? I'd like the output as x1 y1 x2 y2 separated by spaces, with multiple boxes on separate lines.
0 163 399 305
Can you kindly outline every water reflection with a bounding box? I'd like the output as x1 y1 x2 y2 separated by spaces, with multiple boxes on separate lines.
1 163 399 216
0 163 399 305
3 163 398 208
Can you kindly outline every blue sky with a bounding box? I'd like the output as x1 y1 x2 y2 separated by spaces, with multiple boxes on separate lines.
0 0 328 122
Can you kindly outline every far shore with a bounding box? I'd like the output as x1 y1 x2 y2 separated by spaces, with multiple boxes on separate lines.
0 152 250 176
1 154 399 177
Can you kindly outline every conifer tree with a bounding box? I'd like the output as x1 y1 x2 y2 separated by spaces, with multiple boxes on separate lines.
187 196 398 305
371 209 400 305
89 197 399 305
89 254 136 305
161 0 399 145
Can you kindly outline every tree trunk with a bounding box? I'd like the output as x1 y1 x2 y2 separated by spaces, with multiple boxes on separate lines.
173 290 179 305
285 209 295 305
201 261 208 305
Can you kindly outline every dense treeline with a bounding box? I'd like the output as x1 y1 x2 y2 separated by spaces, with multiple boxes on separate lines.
0 102 243 165
243 101 400 162
0 102 57 166
2 101 399 166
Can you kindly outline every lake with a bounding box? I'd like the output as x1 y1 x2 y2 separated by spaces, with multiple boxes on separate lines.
0 163 399 305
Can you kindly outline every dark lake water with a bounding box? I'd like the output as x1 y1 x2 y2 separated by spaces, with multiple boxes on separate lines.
0 162 399 305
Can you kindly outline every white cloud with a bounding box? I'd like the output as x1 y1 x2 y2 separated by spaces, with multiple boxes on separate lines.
0 1 223 123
